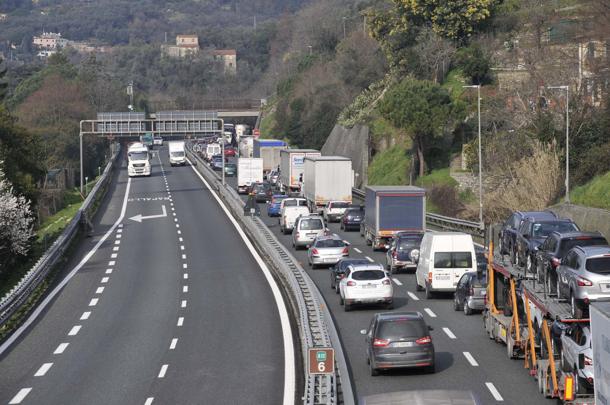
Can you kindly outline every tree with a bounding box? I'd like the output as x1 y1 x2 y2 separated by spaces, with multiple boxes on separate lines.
379 78 458 177
0 161 34 272
455 44 492 84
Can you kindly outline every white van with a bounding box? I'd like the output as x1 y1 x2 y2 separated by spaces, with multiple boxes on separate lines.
415 232 477 298
206 143 221 160
279 198 310 234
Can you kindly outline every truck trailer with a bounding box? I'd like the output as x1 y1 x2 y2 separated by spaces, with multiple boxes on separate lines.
279 149 321 193
362 186 426 250
591 303 610 405
253 139 287 174
237 158 263 194
302 156 353 214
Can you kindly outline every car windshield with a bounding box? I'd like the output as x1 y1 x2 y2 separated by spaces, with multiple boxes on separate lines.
352 270 385 280
331 202 349 209
585 257 610 274
225 164 236 169
559 238 608 256
316 239 345 248
532 222 579 238
128 152 148 161
377 319 427 339
300 218 323 230
472 274 488 287
170 152 184 157
434 252 473 268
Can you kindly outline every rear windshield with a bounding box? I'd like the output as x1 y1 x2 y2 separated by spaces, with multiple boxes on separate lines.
585 257 610 274
398 238 421 250
316 239 345 248
300 219 323 230
352 270 385 280
377 319 427 339
331 202 349 208
284 199 307 207
532 222 579 238
345 209 363 215
559 238 608 256
434 252 473 268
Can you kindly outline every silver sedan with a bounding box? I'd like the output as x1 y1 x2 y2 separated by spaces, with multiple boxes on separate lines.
308 235 350 268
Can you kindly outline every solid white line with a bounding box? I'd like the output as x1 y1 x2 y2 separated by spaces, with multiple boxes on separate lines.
101 277 109 283
424 308 437 318
354 248 362 253
54 343 69 354
365 256 374 262
181 300 187 308
34 363 53 377
158 364 168 378
485 382 504 401
89 298 99 307
68 325 81 336
80 311 91 320
144 398 154 405
183 263 188 269
443 327 456 339
188 159 295 405
95 287 104 294
183 273 188 279
407 291 419 301
111 253 118 258
108 261 116 266
392 278 403 286
183 286 188 293
463 352 479 366
169 338 178 350
9 388 32 404
177 317 184 326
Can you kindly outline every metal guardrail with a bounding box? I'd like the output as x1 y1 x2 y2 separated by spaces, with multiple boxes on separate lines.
187 145 354 405
0 145 121 328
352 187 485 239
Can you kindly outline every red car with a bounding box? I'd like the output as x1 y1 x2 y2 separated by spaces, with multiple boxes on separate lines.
224 147 236 157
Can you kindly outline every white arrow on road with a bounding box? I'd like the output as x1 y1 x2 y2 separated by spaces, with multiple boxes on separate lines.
129 205 167 223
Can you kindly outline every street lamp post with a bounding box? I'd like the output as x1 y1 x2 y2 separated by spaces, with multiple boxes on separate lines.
463 85 483 226
548 85 570 203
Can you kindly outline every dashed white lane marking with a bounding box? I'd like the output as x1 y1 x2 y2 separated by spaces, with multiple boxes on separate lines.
424 308 437 318
113 246 120 252
173 212 177 217
95 287 105 294
117 228 123 233
158 364 168 378
174 218 178 223
183 263 188 269
105 268 113 274
80 311 91 320
9 388 32 404
89 298 99 307
443 327 457 339
144 398 154 405
354 248 362 253
68 325 81 336
177 317 184 326
183 273 188 279
180 245 185 250
54 343 69 354
175 224 180 228
463 352 479 366
181 300 187 308
485 382 504 401
34 363 53 377
110 253 118 259
116 233 122 238
169 338 178 350
114 240 121 244
392 278 402 286
365 256 374 262
108 261 116 266
101 277 109 283
407 291 419 301
170 202 174 206
179 237 183 242
177 230 181 235
183 286 189 293
182 254 186 259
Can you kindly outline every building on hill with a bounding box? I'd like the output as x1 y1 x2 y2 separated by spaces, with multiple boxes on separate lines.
33 32 68 50
211 49 237 74
162 34 200 58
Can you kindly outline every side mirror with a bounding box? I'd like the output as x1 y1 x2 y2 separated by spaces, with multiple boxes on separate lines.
343 241 350 246
360 329 367 335
428 325 434 331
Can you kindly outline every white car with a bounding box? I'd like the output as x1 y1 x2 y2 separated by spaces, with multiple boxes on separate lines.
292 214 326 249
339 263 393 311
560 324 594 393
153 136 163 146
323 201 350 223
279 198 310 234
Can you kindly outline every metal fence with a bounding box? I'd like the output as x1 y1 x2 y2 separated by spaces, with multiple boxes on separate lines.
0 145 121 328
186 145 354 405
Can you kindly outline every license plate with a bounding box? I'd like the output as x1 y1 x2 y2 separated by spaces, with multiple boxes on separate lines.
324 258 336 263
436 275 450 280
363 284 377 289
307 233 318 237
394 342 414 348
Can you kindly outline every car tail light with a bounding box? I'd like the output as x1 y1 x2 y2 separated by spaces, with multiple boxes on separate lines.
339 274 346 279
373 338 390 347
584 355 593 366
551 257 561 268
382 279 391 285
392 251 397 258
311 248 319 256
577 276 593 287
428 272 433 284
416 336 432 345
342 247 349 255
469 287 474 296
347 281 356 287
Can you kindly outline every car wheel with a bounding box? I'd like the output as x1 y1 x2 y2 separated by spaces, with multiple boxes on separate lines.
425 363 436 374
340 295 344 305
386 301 394 310
369 362 379 377
416 280 424 291
570 292 583 319
425 283 433 299
463 300 473 316
344 303 351 312
453 295 462 311
335 284 340 294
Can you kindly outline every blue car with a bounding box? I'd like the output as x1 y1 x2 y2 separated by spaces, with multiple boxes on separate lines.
267 194 287 217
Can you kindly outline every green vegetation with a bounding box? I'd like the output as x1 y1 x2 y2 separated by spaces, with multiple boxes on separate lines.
570 172 610 210
415 168 458 188
367 146 411 186
259 110 278 139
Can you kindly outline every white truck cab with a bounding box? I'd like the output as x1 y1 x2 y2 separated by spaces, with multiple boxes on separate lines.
127 143 151 177
279 198 310 234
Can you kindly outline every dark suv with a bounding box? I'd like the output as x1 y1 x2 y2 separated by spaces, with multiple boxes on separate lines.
385 232 424 274
499 211 557 261
536 231 608 295
361 312 435 376
340 207 364 231
514 217 579 272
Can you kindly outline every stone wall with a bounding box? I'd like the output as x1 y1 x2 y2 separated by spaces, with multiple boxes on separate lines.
321 124 369 188
551 203 610 239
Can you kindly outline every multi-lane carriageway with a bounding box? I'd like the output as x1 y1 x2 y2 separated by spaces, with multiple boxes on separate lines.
0 145 555 405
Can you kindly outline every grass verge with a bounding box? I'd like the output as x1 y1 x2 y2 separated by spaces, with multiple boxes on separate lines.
570 171 610 210
367 145 411 185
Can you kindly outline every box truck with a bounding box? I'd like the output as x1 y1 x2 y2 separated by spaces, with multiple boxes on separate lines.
302 156 353 214
168 141 186 166
363 186 426 250
279 149 321 193
237 158 263 194
253 139 287 174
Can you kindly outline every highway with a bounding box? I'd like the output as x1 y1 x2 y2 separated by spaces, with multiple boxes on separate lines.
222 167 555 404
0 148 293 405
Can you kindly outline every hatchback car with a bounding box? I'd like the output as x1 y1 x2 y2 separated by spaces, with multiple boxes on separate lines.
267 194 287 217
210 155 225 171
252 182 273 203
557 246 610 318
386 232 424 274
308 234 349 268
330 258 370 293
292 215 326 249
224 163 237 177
361 312 435 376
340 263 392 310
453 272 487 315
340 207 364 231
560 324 594 394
